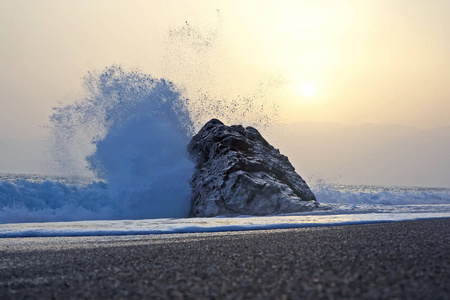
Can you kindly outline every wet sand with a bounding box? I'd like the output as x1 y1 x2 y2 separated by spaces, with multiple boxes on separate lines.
1 218 449 299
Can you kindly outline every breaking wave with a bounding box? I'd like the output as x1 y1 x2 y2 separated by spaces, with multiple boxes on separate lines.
1 172 450 224
1 66 449 224
0 64 281 224
0 66 195 223
312 181 450 206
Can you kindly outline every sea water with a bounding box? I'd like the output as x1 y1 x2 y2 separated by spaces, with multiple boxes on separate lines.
1 67 449 237
1 173 449 238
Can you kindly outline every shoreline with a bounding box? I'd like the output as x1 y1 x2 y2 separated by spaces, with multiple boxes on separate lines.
1 218 449 299
2 213 450 238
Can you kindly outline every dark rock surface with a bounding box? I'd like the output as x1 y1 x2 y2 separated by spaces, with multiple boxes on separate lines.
187 119 317 217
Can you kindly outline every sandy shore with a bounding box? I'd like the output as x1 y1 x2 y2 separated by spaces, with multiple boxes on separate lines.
1 218 449 299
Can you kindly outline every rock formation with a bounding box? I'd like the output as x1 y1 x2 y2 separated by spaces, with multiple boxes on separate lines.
188 119 318 217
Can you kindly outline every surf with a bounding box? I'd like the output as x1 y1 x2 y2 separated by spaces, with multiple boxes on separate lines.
1 66 450 225
1 66 195 223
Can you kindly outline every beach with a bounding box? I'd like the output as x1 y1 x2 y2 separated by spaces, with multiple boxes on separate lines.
1 218 449 299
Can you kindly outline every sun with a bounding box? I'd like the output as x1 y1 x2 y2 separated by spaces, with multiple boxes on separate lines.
300 82 316 98
286 79 320 102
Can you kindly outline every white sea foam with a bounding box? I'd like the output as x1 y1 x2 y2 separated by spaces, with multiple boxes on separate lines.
1 210 449 238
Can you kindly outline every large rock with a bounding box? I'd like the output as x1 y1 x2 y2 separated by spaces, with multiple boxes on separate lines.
188 119 318 217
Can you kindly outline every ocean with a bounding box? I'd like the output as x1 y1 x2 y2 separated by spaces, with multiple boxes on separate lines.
1 67 449 238
1 173 449 238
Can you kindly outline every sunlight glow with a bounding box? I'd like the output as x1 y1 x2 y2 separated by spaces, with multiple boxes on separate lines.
300 83 316 98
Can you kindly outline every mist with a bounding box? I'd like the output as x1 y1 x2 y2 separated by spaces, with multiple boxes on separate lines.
266 122 450 188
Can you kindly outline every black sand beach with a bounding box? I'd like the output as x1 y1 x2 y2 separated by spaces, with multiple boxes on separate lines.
1 218 449 299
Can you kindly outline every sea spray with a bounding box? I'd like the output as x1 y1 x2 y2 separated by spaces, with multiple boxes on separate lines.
54 66 194 219
88 116 193 219
7 65 446 223
0 63 284 223
0 66 195 223
49 66 194 176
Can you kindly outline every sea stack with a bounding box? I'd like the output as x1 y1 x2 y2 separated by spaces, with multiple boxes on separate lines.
187 119 318 217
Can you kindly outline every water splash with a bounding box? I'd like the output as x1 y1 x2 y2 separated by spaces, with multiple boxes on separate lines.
44 66 194 220
49 66 193 175
0 59 284 224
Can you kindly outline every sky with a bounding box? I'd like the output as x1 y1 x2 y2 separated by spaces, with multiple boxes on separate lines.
0 0 449 186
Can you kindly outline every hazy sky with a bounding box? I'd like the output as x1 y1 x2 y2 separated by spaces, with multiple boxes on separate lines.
1 0 450 142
